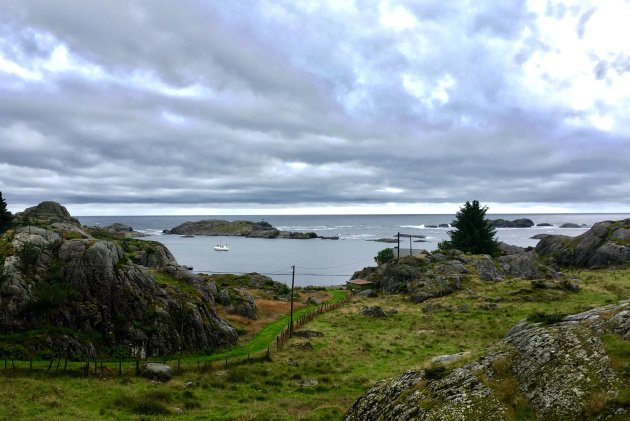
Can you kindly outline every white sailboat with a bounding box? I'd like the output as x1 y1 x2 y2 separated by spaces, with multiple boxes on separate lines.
213 239 229 251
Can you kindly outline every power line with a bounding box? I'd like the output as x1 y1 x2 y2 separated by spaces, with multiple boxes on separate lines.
295 256 370 270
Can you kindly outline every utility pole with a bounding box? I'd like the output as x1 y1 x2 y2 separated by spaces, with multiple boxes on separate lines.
397 232 400 258
410 236 412 256
289 265 295 338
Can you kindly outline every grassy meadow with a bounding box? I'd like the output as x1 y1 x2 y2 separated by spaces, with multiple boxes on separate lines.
1 266 629 420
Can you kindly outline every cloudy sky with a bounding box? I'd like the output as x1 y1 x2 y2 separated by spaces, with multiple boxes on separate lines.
1 0 629 215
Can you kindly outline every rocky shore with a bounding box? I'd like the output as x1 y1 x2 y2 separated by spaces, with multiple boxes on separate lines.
0 201 241 358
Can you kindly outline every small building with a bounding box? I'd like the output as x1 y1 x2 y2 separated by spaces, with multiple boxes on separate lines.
346 279 374 291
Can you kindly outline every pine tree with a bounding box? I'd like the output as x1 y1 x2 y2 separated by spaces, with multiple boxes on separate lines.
438 200 499 256
0 191 13 232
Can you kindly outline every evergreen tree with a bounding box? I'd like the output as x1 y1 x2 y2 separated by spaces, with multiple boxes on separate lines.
0 191 13 232
438 200 499 256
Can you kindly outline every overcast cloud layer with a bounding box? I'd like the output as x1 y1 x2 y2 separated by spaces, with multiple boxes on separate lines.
1 0 629 215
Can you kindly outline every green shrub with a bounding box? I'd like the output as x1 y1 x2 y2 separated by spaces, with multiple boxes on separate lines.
527 311 567 325
111 390 172 416
375 248 395 264
17 242 41 269
425 364 449 380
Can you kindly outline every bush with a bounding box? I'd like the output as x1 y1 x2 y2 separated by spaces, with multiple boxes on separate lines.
111 390 172 416
424 364 449 380
527 311 567 325
375 248 395 265
17 242 41 268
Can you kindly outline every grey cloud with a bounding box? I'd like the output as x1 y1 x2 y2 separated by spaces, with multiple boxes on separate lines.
0 1 628 213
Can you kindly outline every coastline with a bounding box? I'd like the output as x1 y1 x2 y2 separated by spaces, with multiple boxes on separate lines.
74 213 630 287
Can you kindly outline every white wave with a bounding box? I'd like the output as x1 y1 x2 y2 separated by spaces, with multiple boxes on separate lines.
277 225 336 231
139 229 165 236
400 224 425 229
340 233 374 239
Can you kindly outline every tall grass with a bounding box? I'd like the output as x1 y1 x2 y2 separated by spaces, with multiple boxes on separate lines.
1 267 628 420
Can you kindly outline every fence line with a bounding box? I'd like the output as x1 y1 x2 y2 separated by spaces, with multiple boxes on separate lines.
276 292 350 351
1 291 353 377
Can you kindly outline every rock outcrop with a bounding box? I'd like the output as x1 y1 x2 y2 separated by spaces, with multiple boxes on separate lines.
220 288 257 319
498 242 526 255
164 219 318 239
351 254 466 303
536 219 630 267
0 201 238 357
351 249 560 302
128 240 178 269
345 301 630 420
17 201 81 226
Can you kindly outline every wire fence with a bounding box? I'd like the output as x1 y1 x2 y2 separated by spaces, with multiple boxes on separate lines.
0 291 353 378
275 293 351 351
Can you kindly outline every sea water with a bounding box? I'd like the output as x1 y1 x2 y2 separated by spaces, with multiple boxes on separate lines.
77 214 630 287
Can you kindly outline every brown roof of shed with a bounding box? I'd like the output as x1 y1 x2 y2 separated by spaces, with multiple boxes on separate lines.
346 279 373 285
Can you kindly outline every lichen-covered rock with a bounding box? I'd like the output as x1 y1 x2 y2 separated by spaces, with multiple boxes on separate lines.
350 249 564 306
345 301 630 420
55 239 235 354
104 223 133 232
141 362 173 382
536 219 630 267
345 361 511 421
474 255 503 281
0 205 238 357
498 242 526 255
351 255 465 303
306 296 322 305
224 288 257 319
361 306 386 317
18 201 81 226
498 252 554 279
126 240 178 269
356 289 377 298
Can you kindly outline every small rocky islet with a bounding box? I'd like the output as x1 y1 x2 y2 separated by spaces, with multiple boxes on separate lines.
488 218 589 228
163 219 323 239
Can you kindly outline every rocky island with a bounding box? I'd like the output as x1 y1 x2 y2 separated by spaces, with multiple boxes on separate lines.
164 219 319 239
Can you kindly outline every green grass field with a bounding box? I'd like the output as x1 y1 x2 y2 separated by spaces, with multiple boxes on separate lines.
1 267 629 420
